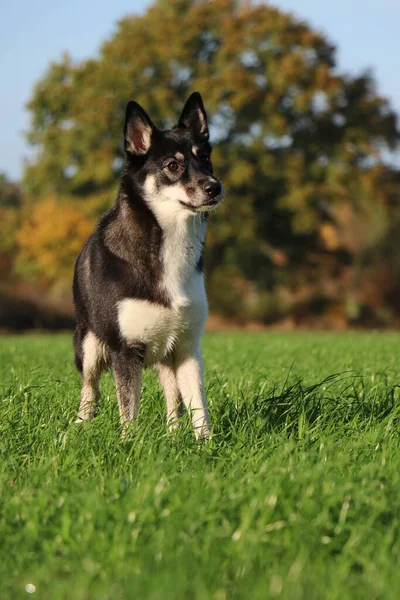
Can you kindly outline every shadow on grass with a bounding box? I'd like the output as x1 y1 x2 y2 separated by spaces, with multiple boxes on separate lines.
211 371 400 445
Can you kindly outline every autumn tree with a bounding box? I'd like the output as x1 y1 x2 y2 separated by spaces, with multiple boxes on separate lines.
23 0 400 322
0 173 23 281
16 197 93 293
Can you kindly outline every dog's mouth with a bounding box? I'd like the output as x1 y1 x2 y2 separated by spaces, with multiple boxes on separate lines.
179 197 222 212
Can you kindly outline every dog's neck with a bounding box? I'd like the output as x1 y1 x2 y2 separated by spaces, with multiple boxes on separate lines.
110 186 206 307
146 195 207 307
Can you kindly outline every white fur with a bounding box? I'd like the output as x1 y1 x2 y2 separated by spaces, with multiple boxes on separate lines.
175 348 209 438
118 176 207 364
157 360 181 430
118 299 186 365
83 331 103 372
116 174 210 435
145 174 192 207
144 174 208 308
76 331 108 421
161 216 207 308
117 271 207 366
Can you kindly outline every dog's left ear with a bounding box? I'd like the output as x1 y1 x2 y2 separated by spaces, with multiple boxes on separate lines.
178 92 209 140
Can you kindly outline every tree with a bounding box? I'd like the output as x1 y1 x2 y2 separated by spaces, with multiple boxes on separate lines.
0 173 22 208
24 0 400 322
16 197 93 293
0 173 23 281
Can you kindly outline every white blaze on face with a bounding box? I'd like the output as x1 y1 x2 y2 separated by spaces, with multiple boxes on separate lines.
144 174 193 221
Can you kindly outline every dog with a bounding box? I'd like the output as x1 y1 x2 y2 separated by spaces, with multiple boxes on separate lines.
73 92 223 439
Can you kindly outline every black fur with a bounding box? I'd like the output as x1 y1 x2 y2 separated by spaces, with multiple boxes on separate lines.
73 92 222 370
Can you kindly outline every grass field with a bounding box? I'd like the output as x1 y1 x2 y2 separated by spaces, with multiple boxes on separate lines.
1 332 400 599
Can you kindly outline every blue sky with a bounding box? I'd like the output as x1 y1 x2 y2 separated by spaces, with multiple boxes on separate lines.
1 0 399 180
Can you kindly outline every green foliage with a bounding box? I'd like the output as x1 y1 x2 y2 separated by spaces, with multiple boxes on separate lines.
0 173 22 208
0 174 23 281
1 332 400 598
19 0 400 321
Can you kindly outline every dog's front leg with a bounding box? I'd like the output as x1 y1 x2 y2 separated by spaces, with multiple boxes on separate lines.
157 358 181 431
111 348 143 435
175 347 210 440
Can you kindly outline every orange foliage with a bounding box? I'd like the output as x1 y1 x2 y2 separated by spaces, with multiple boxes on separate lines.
16 197 94 289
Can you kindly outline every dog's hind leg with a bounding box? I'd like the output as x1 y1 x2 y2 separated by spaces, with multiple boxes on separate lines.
156 358 181 431
76 331 105 422
111 347 144 435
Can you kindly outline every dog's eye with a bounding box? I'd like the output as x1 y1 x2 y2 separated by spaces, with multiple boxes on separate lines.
167 161 179 172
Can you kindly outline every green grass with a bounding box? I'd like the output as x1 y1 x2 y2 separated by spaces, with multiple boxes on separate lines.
1 332 400 599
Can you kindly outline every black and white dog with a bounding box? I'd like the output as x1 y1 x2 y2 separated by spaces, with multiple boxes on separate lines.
73 92 223 439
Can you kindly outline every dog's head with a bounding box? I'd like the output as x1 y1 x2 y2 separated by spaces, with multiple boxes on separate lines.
123 92 223 218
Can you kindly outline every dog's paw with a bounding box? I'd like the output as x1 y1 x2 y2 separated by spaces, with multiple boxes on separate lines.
167 420 180 433
195 426 211 443
74 415 91 424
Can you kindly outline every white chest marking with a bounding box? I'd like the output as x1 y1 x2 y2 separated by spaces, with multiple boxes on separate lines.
118 277 207 365
118 299 186 364
161 216 206 308
118 175 208 364
144 174 207 308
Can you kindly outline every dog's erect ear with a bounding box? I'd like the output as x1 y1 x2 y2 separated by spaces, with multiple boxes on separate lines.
124 101 155 155
178 92 209 139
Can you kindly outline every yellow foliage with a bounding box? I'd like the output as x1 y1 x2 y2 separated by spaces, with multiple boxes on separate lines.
16 197 94 289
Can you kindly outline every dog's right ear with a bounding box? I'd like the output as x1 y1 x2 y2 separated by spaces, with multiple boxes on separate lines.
179 92 209 140
124 101 155 156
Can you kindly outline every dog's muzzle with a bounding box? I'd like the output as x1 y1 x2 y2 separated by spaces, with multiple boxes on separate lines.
179 178 224 212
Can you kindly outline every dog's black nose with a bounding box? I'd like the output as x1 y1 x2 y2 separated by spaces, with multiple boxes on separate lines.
204 179 222 198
